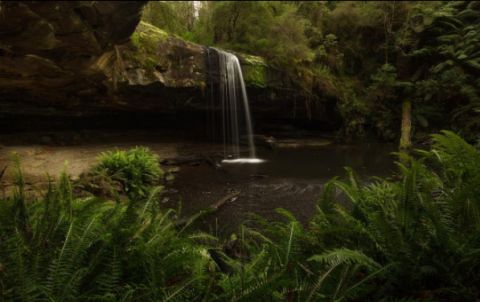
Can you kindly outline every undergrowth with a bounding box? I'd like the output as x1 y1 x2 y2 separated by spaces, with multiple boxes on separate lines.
0 131 479 301
77 147 163 199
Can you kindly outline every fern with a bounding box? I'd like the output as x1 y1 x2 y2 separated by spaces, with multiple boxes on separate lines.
309 248 380 270
2 132 480 301
83 147 164 199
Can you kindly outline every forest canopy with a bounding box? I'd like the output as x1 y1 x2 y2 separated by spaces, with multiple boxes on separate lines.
142 1 480 143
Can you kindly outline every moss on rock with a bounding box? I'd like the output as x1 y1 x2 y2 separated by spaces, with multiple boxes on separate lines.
119 21 205 88
124 22 271 89
127 21 169 71
130 21 169 53
239 54 268 88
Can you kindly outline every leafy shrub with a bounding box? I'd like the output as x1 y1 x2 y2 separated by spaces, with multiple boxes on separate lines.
216 131 480 301
0 165 211 301
90 147 163 198
308 130 480 301
2 131 479 301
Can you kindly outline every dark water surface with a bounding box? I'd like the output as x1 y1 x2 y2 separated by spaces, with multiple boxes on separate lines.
165 143 396 235
1 129 395 235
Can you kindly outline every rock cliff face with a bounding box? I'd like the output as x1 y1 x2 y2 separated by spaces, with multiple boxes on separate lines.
0 1 147 118
0 1 337 130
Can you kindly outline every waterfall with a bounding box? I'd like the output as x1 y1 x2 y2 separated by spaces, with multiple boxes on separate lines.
207 48 263 163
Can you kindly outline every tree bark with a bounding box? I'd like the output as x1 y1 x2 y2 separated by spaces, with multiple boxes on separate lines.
399 99 412 151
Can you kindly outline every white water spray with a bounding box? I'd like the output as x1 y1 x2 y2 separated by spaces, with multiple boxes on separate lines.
213 48 264 164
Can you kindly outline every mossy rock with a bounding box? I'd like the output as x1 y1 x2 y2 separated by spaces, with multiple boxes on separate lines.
239 54 268 88
119 21 206 88
243 63 267 88
128 21 169 71
130 21 169 53
125 22 269 89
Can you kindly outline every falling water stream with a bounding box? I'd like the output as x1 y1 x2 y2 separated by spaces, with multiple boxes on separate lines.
208 48 263 163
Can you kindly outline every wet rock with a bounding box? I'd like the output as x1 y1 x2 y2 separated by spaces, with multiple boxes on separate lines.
0 1 274 118
254 135 277 149
240 134 276 149
250 173 268 179
161 155 223 168
0 1 146 114
276 138 333 148
0 2 336 128
161 155 206 166
39 135 53 145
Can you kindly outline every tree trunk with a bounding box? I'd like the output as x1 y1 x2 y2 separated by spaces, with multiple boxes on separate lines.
399 99 412 151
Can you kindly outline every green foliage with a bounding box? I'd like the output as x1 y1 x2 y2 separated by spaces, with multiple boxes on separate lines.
200 2 313 67
128 21 169 71
141 1 196 41
335 79 369 141
89 147 163 198
240 55 268 88
400 1 480 140
0 166 211 301
1 131 480 300
320 1 480 141
131 21 168 52
310 130 480 300
136 1 480 141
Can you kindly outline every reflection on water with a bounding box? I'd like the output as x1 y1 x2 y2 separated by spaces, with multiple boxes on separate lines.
167 143 397 235
221 143 396 180
221 158 266 164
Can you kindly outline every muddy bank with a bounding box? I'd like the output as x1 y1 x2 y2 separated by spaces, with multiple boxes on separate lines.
0 130 395 234
0 130 220 195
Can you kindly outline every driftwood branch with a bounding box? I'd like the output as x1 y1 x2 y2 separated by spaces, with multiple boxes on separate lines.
0 166 7 181
174 191 240 229
210 191 239 210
